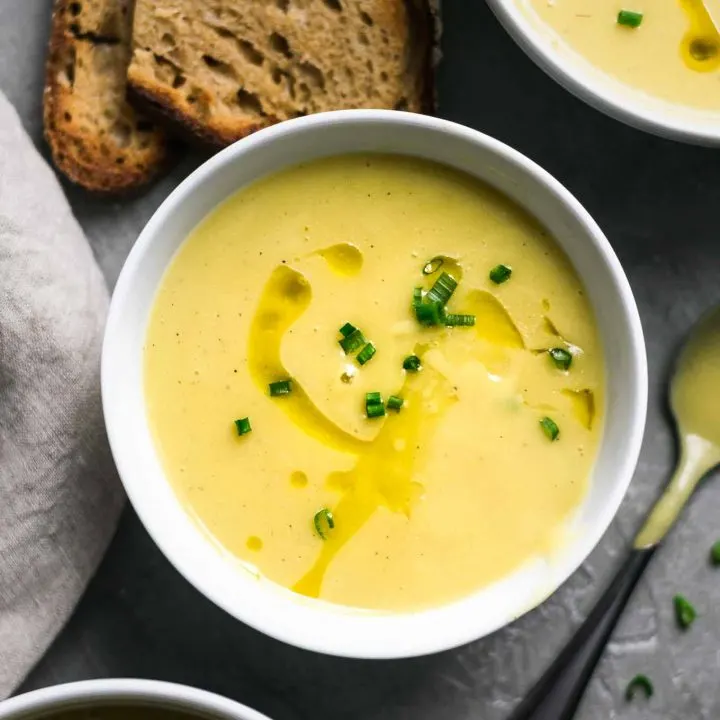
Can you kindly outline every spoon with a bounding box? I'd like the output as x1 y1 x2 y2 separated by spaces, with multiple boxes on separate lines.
508 306 720 720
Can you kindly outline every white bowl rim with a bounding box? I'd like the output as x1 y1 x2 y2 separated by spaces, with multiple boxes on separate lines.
102 108 648 659
0 679 270 720
486 0 720 146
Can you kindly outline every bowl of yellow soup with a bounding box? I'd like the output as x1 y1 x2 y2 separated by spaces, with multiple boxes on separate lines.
487 0 720 144
103 110 647 658
0 680 270 720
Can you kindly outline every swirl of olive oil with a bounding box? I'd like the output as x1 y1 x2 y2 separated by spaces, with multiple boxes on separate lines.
680 0 720 71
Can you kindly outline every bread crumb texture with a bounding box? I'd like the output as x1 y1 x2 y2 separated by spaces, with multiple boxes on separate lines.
44 0 168 193
128 0 433 146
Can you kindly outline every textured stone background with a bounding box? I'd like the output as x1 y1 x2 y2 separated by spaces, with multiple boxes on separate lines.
3 1 720 718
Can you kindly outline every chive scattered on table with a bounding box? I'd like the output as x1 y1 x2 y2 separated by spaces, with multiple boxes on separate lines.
234 417 252 436
489 264 512 284
710 540 720 566
387 395 404 411
549 347 573 371
403 354 422 372
673 594 696 630
540 416 560 441
269 379 292 396
625 674 653 701
617 9 643 28
357 342 377 365
313 508 335 540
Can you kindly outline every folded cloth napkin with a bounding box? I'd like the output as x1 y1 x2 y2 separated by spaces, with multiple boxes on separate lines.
0 92 124 695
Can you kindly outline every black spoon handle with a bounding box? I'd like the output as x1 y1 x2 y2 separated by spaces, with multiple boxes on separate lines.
507 546 656 720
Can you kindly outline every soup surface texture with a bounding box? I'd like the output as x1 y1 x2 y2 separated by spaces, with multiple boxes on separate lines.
522 0 720 111
145 155 604 612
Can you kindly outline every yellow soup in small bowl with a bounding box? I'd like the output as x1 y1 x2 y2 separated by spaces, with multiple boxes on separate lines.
144 154 604 613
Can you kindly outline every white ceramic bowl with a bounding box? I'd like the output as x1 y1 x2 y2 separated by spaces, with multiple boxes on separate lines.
486 0 720 145
103 110 647 659
0 680 270 720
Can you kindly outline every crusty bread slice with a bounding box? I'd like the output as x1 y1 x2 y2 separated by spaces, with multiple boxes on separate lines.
127 0 435 147
44 0 168 193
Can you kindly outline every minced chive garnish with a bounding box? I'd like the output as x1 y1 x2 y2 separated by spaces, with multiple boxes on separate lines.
412 287 424 308
234 417 251 436
711 540 720 565
549 347 573 370
269 379 292 396
626 674 653 701
444 313 476 327
357 342 376 365
366 391 382 405
617 9 643 27
426 272 458 307
540 416 560 441
366 401 386 418
423 256 444 275
489 264 512 284
403 354 422 372
339 322 357 338
415 300 444 326
313 508 335 540
673 594 696 629
339 328 366 354
387 395 404 411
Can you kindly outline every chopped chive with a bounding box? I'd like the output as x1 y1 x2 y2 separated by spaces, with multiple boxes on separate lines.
711 540 720 565
339 328 366 354
403 354 422 371
422 256 444 275
234 417 251 436
313 508 335 540
489 264 512 284
415 300 444 326
444 313 476 327
366 391 382 405
357 342 376 365
366 402 386 418
617 9 643 27
412 287 424 308
387 395 404 411
269 379 292 396
339 322 357 338
673 594 696 629
549 347 573 370
625 674 653 701
426 272 458 307
540 416 560 441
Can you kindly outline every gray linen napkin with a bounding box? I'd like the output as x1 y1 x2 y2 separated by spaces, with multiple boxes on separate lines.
0 92 124 695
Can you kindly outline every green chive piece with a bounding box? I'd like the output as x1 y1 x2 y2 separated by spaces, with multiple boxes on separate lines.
673 594 696 629
357 342 376 365
366 402 386 419
422 256 444 275
625 674 653 701
269 379 292 396
489 264 513 284
549 347 573 370
415 300 444 326
426 272 458 307
444 313 476 327
710 540 720 565
339 322 357 338
540 416 560 441
617 9 643 27
366 391 382 405
313 508 335 540
403 354 422 372
412 287 424 308
387 395 404 411
234 417 252 436
339 328 366 354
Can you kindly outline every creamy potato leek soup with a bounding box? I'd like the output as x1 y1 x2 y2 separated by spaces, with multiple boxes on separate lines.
144 155 605 612
523 0 720 111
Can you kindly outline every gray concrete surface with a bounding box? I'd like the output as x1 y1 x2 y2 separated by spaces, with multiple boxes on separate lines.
3 1 720 718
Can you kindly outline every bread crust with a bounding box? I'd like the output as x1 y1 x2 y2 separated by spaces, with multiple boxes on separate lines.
44 0 169 193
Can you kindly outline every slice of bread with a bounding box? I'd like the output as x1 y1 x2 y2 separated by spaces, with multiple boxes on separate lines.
127 0 435 147
44 0 168 193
